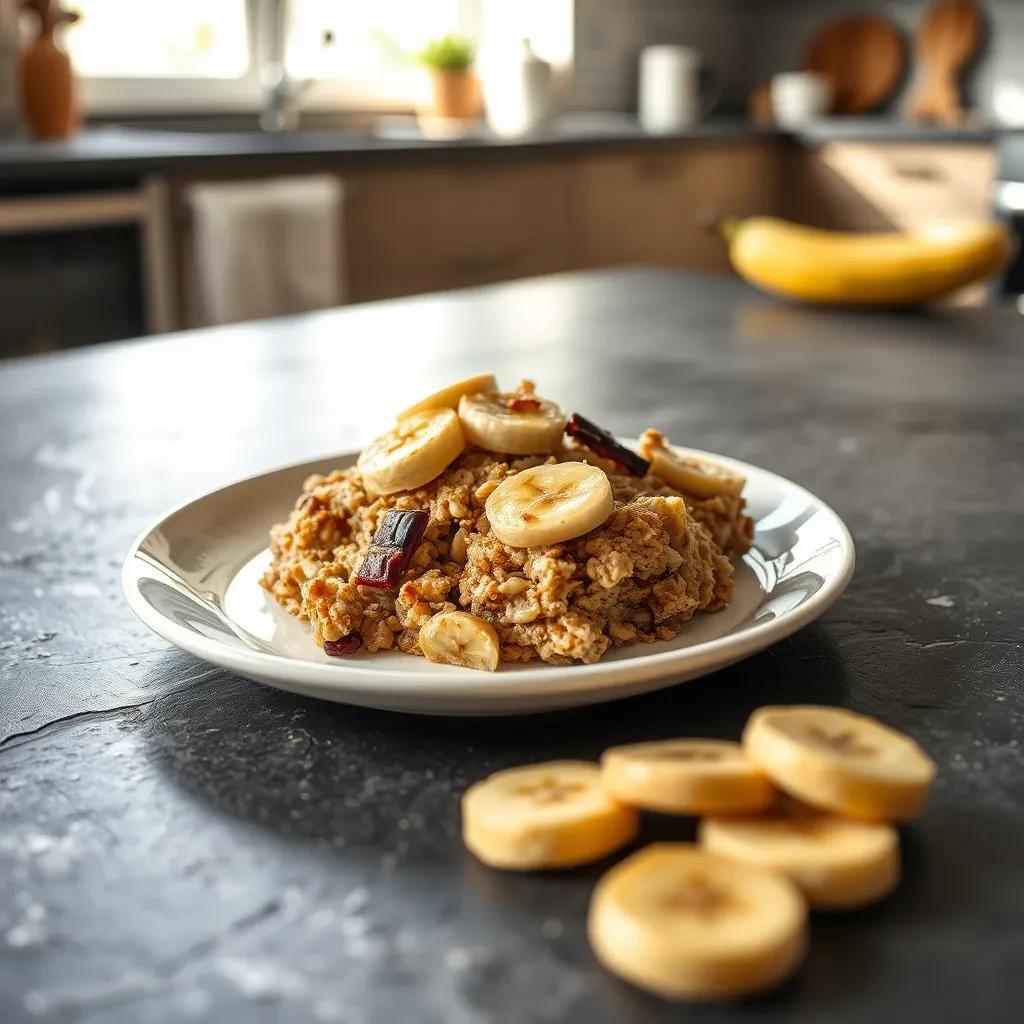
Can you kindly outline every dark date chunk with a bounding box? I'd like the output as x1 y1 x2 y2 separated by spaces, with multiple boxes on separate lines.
353 508 429 589
324 632 363 656
566 413 650 477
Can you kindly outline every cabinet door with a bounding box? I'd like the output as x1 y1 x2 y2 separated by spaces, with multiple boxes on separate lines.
345 158 580 302
814 143 995 231
578 143 779 273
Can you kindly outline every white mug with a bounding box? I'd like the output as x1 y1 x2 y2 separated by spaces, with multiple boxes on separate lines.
771 72 833 126
639 46 717 132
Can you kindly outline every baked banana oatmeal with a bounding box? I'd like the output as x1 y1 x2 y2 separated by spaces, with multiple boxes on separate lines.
260 375 754 670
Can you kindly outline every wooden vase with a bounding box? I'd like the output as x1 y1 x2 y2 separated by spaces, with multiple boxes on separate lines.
20 24 79 140
429 68 480 120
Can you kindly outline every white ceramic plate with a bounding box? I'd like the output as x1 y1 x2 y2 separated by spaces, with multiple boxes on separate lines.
123 446 854 716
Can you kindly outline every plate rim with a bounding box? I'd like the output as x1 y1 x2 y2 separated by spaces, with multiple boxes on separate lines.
122 445 856 699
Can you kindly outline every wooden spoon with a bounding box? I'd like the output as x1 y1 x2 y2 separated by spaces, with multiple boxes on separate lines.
908 0 982 123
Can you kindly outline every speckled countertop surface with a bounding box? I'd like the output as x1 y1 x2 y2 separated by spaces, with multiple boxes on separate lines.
1 269 1023 1022
0 113 1001 187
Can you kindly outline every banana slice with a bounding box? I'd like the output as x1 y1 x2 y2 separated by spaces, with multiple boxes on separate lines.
458 390 565 454
485 463 614 548
357 408 465 496
419 610 500 672
743 705 936 822
639 430 745 498
601 739 776 815
462 761 639 870
588 843 807 1001
397 373 497 420
699 812 900 910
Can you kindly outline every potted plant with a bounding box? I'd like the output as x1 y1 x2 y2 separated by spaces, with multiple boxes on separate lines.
418 34 479 121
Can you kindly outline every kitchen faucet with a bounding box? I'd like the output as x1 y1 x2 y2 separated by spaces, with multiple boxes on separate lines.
259 0 310 132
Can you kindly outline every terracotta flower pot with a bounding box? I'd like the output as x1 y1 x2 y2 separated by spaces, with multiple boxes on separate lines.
20 4 80 140
428 68 480 120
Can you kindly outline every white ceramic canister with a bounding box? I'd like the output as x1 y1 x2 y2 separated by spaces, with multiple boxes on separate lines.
639 45 714 132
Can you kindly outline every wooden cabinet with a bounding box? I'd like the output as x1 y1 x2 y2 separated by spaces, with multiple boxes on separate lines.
168 137 996 326
344 157 580 302
577 143 779 273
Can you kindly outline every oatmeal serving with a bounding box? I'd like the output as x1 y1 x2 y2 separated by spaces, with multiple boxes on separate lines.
260 375 754 670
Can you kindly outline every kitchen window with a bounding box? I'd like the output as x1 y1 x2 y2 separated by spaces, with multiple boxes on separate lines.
286 0 469 111
62 0 478 114
66 0 260 112
61 0 569 115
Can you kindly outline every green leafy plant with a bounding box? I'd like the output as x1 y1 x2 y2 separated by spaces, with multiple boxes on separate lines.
417 34 475 71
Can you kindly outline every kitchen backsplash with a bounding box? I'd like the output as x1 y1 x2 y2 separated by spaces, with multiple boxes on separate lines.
570 0 1024 117
569 0 747 111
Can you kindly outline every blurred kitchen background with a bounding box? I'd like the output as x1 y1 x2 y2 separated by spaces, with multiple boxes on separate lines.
1 0 1023 358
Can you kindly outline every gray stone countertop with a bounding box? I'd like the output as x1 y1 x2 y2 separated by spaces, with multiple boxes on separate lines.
1 268 1023 1022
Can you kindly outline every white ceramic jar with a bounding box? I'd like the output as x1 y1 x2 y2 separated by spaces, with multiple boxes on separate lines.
639 45 708 132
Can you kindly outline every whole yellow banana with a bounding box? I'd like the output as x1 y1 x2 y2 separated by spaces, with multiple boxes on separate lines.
727 217 1012 306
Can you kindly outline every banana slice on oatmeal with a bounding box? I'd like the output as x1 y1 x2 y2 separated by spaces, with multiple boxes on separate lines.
486 462 614 547
639 429 746 499
398 373 498 420
419 610 500 672
357 408 465 495
458 380 565 454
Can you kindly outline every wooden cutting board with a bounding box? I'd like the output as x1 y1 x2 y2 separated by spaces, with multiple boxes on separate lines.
908 0 982 123
804 14 905 114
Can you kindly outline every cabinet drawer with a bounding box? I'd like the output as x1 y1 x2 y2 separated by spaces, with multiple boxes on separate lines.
817 143 995 230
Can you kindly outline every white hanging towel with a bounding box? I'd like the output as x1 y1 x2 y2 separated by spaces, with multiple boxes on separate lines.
187 175 345 325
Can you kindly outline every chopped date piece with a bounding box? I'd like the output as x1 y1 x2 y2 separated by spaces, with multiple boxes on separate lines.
372 507 429 550
566 413 651 477
324 632 363 656
353 548 401 588
354 508 429 589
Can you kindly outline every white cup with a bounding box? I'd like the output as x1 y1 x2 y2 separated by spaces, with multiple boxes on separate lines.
771 72 833 126
639 46 715 132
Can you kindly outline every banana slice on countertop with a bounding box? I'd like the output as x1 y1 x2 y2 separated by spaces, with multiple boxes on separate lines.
462 761 639 870
699 811 900 910
485 463 614 548
419 610 500 672
397 373 498 420
357 407 466 496
588 843 807 1002
601 739 776 816
742 705 936 822
639 430 745 499
458 390 565 455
